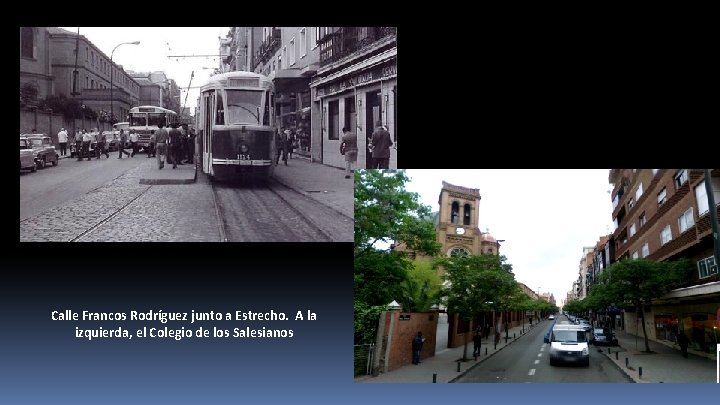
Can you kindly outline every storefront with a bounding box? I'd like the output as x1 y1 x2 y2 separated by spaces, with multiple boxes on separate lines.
273 69 313 157
310 54 396 169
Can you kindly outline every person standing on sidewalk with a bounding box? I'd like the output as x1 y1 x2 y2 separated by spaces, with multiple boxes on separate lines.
677 329 689 358
168 123 183 169
370 123 392 169
57 127 68 156
412 331 425 365
473 330 482 357
340 127 357 179
154 122 169 169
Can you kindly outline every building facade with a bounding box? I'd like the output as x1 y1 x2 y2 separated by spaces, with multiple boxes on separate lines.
609 168 720 355
310 27 397 169
47 27 141 123
20 27 53 104
221 27 397 168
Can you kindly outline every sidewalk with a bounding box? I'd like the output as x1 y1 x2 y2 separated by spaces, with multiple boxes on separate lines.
356 320 548 383
600 329 717 383
270 156 354 219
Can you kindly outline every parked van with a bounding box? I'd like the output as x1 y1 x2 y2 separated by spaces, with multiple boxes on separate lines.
548 324 589 366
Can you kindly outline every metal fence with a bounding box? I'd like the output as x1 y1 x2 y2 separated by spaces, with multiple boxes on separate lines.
353 343 375 376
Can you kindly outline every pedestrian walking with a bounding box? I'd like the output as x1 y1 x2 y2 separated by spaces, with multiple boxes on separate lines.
370 122 393 169
154 122 169 169
473 330 482 356
284 129 294 160
117 129 130 158
186 127 196 164
147 130 156 158
74 129 83 161
57 127 68 156
180 124 189 163
81 129 93 161
95 131 109 159
168 123 183 169
412 331 425 365
340 127 357 179
275 128 287 165
677 329 690 358
129 130 139 157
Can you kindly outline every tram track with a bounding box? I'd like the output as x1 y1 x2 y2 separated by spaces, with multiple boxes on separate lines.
210 179 346 242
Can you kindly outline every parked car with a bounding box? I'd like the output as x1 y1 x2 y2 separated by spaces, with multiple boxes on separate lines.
577 320 592 332
19 137 37 173
548 315 555 320
22 134 59 169
590 328 618 346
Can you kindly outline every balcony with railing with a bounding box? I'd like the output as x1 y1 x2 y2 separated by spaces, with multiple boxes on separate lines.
319 27 396 68
255 28 282 66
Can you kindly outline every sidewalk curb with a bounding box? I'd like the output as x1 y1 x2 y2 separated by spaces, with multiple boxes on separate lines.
448 329 532 383
602 348 643 383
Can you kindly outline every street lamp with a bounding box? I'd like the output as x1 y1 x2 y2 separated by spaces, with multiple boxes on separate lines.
109 41 140 127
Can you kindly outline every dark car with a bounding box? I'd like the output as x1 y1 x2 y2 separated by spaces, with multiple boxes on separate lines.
590 328 618 346
22 134 59 169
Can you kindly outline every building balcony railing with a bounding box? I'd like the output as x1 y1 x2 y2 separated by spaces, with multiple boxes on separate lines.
319 27 396 68
255 28 282 66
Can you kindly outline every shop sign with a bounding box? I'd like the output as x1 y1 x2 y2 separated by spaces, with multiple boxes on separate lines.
317 61 397 98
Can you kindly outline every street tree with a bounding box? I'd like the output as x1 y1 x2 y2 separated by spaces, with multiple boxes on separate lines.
399 257 443 313
440 253 517 361
354 170 440 260
353 170 442 344
590 258 693 352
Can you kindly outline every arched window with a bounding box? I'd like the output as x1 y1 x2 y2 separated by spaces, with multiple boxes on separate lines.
21 27 34 58
463 203 471 225
451 201 459 224
449 246 470 257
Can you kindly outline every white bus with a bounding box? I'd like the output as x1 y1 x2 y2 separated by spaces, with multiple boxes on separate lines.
127 106 179 152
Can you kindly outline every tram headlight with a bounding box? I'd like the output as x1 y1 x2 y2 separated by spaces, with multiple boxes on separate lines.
239 144 249 154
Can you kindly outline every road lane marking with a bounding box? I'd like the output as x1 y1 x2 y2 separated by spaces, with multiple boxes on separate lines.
528 369 536 375
537 353 543 357
540 346 545 351
534 360 540 364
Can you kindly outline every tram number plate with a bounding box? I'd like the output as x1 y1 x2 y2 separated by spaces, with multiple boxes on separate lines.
238 154 251 161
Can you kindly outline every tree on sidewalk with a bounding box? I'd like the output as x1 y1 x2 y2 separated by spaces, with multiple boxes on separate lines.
588 258 693 353
440 253 517 361
353 170 442 345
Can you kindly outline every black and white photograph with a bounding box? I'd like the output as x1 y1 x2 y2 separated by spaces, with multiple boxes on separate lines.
19 27 397 241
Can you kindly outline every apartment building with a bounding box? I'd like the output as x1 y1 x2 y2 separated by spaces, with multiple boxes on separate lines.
609 169 720 354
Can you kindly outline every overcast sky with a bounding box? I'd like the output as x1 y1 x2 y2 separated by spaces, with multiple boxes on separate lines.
62 27 229 113
403 169 615 306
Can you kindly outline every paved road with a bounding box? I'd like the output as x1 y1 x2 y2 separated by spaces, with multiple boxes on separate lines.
457 318 633 383
20 154 146 220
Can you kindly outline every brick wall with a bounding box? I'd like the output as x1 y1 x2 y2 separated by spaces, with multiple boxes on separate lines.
384 311 438 372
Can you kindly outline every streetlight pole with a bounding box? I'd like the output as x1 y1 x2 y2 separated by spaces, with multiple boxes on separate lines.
110 41 140 127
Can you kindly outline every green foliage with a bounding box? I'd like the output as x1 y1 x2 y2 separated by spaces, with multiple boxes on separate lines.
354 248 409 307
399 257 443 312
440 254 517 320
354 301 387 345
354 170 441 259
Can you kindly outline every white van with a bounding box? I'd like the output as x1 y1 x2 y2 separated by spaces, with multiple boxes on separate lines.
548 324 589 366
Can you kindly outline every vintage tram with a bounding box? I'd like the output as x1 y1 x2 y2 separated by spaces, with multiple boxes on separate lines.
197 71 276 182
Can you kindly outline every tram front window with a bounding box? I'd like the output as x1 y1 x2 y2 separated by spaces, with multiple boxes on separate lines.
130 115 146 126
148 113 166 127
226 90 262 125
